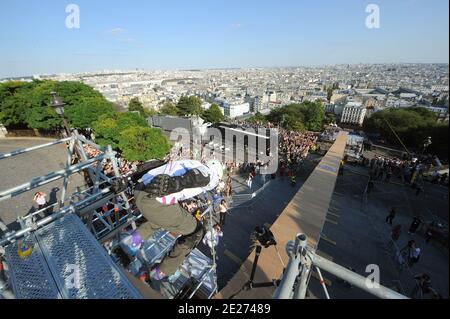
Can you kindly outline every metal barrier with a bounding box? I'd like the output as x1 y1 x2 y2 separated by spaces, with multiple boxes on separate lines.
273 234 409 299
0 133 142 298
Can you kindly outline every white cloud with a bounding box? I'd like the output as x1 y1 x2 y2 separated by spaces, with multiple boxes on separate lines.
109 27 124 36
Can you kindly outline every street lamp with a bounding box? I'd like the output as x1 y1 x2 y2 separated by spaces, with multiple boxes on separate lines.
50 92 71 136
422 136 432 155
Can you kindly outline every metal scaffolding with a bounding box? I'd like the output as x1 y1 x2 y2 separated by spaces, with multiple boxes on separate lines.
0 132 137 245
273 233 409 299
0 133 141 299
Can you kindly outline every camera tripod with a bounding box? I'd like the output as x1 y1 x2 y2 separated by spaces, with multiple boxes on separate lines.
229 226 284 298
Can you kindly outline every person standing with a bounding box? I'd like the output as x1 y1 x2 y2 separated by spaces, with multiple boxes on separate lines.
246 173 253 189
385 207 396 225
33 191 47 210
219 199 228 226
409 216 423 234
410 273 432 299
291 175 297 187
408 245 421 267
202 224 223 250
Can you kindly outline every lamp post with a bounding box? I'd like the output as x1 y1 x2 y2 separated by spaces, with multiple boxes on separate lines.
422 136 432 155
50 92 71 136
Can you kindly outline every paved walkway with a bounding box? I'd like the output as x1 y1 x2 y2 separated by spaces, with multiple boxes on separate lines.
308 164 449 299
0 138 86 233
197 154 320 290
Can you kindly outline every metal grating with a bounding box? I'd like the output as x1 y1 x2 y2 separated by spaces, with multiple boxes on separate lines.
4 236 61 299
35 214 142 299
140 230 177 266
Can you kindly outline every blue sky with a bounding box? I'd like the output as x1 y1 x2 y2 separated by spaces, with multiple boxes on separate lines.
0 0 448 77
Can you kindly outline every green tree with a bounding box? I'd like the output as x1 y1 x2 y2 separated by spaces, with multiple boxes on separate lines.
128 97 146 116
176 96 202 116
0 80 106 129
54 81 103 106
92 111 149 149
363 107 449 158
247 112 268 125
201 104 224 123
118 126 171 161
0 81 41 127
299 101 325 131
24 106 62 130
325 113 336 125
266 101 325 132
64 97 115 129
159 101 178 116
144 108 158 117
327 87 334 101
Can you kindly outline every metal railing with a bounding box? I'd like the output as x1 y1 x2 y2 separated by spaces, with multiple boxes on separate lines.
0 133 135 245
273 234 409 299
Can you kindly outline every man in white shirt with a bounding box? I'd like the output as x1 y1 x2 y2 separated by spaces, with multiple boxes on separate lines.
202 224 223 250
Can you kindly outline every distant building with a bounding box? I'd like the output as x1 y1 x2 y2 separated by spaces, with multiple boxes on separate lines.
340 102 366 126
427 106 449 122
223 102 250 118
324 103 335 113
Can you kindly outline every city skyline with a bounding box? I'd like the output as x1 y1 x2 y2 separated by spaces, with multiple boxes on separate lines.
0 0 449 78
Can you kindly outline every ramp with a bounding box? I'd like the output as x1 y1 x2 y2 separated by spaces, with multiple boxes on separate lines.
217 131 348 299
4 214 142 299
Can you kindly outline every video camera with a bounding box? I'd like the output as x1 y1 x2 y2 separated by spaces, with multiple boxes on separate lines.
251 225 277 248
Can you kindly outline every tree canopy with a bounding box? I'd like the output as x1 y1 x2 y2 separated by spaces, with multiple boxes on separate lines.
92 112 148 149
201 103 224 124
247 112 268 125
0 79 171 161
128 97 146 116
0 80 105 130
363 107 449 158
64 96 115 129
118 126 171 161
92 111 170 161
24 106 62 130
159 101 178 116
266 101 325 132
176 96 202 116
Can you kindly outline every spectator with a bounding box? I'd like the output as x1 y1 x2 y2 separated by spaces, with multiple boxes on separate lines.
408 216 423 234
246 173 253 189
202 224 223 250
385 207 396 225
410 273 433 299
408 245 421 267
33 191 47 210
291 175 297 187
219 199 228 226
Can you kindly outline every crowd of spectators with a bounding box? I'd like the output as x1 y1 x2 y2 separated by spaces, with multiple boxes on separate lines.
279 130 319 178
82 144 140 178
365 154 448 190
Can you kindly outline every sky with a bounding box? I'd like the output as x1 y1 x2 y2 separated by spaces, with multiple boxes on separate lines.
0 0 449 78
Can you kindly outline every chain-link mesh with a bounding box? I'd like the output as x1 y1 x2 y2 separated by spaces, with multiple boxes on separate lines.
4 236 61 299
35 214 141 299
5 214 142 299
